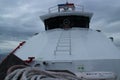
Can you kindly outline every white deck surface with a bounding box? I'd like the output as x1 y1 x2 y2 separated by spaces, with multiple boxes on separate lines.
15 28 120 61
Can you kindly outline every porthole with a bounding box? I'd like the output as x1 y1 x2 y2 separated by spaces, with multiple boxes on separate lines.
63 19 70 25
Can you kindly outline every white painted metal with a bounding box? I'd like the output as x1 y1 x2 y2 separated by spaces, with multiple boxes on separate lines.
15 28 120 61
13 3 120 79
40 11 93 22
14 28 120 80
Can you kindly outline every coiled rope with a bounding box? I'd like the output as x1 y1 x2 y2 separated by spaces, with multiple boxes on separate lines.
5 65 81 80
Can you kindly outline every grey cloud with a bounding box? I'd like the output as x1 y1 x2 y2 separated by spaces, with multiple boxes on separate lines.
106 10 120 23
0 0 120 54
81 0 120 35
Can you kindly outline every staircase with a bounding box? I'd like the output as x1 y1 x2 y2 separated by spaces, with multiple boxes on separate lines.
54 30 71 55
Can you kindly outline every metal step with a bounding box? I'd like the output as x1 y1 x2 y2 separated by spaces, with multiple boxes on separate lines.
54 31 71 55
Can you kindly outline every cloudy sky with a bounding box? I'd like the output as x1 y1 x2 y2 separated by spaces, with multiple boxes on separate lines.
0 0 120 54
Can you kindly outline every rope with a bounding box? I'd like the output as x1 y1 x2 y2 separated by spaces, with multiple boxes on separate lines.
5 65 81 80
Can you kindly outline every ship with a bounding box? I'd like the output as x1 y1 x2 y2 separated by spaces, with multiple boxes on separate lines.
0 2 120 80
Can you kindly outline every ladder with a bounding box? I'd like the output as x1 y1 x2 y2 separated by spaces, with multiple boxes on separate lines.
54 30 71 55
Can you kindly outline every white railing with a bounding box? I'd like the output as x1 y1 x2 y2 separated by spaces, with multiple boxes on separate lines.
48 4 84 13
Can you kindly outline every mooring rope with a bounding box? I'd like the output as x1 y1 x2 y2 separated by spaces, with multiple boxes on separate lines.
5 65 81 80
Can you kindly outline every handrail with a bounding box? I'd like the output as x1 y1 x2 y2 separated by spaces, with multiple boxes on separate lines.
49 4 84 13
10 41 26 54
